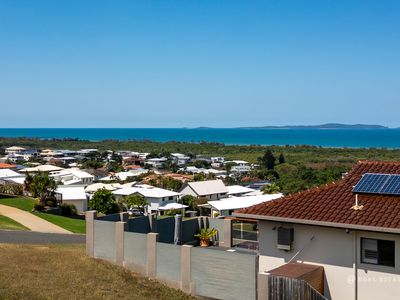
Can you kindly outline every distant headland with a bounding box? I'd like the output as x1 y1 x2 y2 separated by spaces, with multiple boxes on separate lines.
237 123 388 130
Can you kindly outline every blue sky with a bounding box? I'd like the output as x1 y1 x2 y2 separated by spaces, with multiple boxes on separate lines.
0 0 399 128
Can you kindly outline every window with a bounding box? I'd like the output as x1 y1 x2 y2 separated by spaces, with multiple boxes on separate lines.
361 238 395 267
168 196 173 200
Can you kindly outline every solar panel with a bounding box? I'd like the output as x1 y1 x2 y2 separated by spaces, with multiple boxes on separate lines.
353 173 400 196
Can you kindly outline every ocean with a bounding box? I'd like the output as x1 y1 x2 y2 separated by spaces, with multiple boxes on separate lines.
0 128 399 148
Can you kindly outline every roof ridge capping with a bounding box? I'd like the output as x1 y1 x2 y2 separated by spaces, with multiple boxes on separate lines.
358 160 400 165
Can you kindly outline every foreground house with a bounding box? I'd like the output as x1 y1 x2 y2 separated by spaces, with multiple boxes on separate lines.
234 161 400 300
180 179 228 200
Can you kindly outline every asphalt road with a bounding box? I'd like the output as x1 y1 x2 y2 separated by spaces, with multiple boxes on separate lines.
0 230 85 244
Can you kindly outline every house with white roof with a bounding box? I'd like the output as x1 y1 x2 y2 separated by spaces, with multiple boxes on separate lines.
0 169 26 185
146 157 168 168
55 185 88 213
180 166 226 177
50 168 94 186
208 193 283 217
170 153 191 166
180 179 228 200
19 164 64 173
113 184 182 214
5 146 26 154
99 169 148 182
226 185 257 197
225 160 251 173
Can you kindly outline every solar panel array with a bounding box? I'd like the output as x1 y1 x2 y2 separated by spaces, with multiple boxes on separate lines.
353 173 400 196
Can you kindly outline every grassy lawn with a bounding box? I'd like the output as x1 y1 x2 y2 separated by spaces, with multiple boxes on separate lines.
34 212 86 234
0 197 85 234
0 215 29 231
0 244 192 300
0 197 36 211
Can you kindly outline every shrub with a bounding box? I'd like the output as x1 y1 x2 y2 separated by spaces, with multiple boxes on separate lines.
33 203 45 211
89 188 120 214
60 203 77 216
45 200 55 207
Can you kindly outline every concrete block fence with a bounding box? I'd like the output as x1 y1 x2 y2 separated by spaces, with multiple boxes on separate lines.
86 211 263 300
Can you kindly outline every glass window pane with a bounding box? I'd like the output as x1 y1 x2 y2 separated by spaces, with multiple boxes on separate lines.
361 238 378 264
378 240 395 267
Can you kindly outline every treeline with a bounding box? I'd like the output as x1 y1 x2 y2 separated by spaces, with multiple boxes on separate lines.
1 137 399 165
1 137 399 195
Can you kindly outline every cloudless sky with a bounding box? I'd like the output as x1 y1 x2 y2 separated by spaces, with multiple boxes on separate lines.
0 0 399 128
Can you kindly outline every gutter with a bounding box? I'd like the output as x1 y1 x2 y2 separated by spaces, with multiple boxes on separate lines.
232 212 400 234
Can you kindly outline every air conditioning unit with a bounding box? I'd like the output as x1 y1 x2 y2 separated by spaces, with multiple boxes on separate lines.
277 227 294 250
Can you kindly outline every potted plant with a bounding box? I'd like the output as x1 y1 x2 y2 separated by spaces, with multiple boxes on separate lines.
195 227 217 247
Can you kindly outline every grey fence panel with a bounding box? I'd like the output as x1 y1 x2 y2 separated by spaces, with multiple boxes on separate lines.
127 216 151 233
191 247 257 300
156 242 181 284
209 218 224 243
156 217 175 243
182 218 199 244
93 220 116 261
96 213 121 222
123 232 148 272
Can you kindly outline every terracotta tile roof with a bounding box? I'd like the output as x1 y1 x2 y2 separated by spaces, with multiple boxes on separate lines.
235 161 400 231
0 163 16 169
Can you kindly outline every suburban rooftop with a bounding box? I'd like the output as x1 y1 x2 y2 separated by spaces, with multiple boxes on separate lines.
234 161 400 233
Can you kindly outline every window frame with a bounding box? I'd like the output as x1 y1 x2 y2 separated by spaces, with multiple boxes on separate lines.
360 237 395 267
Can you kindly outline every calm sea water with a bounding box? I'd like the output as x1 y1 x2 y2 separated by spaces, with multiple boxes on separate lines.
0 128 399 148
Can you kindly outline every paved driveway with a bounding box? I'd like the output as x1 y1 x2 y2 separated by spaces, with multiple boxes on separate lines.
0 204 71 234
0 230 85 244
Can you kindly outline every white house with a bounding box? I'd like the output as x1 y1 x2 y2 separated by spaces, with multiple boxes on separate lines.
146 157 168 168
19 164 64 173
5 146 26 154
234 161 400 300
226 185 257 197
180 179 228 200
0 169 25 185
208 193 282 217
112 184 182 214
99 169 148 181
226 160 251 173
50 168 94 186
55 185 88 213
171 153 191 166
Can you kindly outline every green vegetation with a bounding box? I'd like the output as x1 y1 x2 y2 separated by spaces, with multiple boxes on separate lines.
195 227 217 240
262 183 281 194
0 244 192 300
0 197 36 211
148 175 183 191
25 172 57 206
34 213 86 234
0 198 85 234
89 188 120 214
0 215 29 231
1 137 400 194
120 194 147 214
